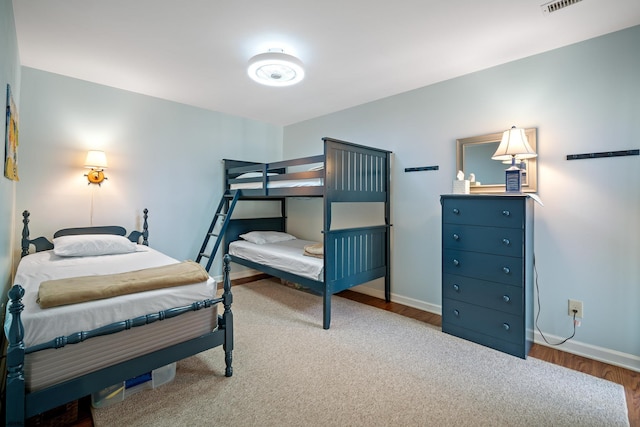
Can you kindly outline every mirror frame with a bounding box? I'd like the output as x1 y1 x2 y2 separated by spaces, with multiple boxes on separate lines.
456 128 537 193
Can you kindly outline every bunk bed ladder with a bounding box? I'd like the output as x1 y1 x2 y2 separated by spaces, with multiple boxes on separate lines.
196 190 241 272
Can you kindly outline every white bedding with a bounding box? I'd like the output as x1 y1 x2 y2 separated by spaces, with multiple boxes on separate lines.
230 178 323 190
6 246 215 348
229 238 324 282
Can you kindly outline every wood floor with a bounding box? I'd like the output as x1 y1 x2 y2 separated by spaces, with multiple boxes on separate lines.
337 289 640 427
57 280 638 426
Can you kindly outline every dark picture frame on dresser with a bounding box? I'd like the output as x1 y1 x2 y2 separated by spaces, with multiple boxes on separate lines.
440 194 534 358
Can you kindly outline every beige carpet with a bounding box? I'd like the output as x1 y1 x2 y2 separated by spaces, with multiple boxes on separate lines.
92 279 629 426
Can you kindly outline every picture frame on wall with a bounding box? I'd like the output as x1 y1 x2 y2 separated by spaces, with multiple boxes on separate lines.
5 83 19 181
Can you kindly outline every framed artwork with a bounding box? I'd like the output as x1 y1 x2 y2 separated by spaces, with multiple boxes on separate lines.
5 84 19 181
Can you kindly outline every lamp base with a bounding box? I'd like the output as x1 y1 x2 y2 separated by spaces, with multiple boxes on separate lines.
86 169 106 185
505 167 522 192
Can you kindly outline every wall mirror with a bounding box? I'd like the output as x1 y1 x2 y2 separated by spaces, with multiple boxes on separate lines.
456 128 537 193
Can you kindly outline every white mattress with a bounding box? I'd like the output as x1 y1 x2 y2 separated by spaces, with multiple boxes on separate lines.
6 246 216 348
229 239 324 282
230 178 323 190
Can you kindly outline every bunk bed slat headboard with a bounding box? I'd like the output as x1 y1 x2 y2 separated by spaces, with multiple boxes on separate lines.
323 137 391 203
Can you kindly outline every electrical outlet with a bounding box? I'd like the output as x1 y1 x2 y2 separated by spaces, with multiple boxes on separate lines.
568 299 583 318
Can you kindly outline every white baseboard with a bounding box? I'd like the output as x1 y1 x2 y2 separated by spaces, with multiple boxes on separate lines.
347 285 442 315
533 331 640 373
391 292 443 316
346 284 385 299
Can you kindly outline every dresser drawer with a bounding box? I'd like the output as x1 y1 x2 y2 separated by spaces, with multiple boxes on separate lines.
443 274 523 316
442 197 524 228
442 322 526 358
442 223 523 257
442 298 524 345
443 249 523 286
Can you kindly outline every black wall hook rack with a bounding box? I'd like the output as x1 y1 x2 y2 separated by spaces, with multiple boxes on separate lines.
566 149 639 161
405 165 439 172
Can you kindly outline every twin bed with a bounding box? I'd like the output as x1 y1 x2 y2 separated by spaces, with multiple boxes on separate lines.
5 210 233 426
221 137 392 329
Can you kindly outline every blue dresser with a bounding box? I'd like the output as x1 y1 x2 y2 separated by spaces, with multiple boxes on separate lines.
440 194 534 358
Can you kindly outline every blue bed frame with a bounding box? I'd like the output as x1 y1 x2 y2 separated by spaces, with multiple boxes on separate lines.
5 210 233 426
223 137 391 329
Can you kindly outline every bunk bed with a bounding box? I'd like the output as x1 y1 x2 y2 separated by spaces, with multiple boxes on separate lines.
5 210 233 426
221 137 391 329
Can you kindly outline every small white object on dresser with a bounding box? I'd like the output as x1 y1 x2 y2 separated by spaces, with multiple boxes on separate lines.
452 180 470 194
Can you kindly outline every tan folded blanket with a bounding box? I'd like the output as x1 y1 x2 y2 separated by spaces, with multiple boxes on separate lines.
303 243 323 259
38 260 209 309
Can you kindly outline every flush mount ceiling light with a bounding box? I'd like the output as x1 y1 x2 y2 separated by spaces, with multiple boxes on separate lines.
247 49 304 87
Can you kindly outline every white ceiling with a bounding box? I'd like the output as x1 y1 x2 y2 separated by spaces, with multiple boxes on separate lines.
12 0 640 126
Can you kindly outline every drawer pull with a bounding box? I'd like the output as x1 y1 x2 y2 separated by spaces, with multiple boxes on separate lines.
502 238 510 246
452 233 460 241
502 295 510 303
452 208 460 215
502 267 510 274
503 323 510 331
502 210 511 217
453 309 460 317
453 259 460 267
452 284 460 292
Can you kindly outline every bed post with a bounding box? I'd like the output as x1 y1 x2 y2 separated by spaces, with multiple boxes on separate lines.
222 254 233 377
384 151 391 303
21 211 30 258
6 285 26 426
127 208 150 244
142 208 149 246
323 139 332 329
323 290 331 330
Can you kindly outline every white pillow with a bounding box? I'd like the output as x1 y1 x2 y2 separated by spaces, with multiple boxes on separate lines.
53 234 137 257
239 231 296 245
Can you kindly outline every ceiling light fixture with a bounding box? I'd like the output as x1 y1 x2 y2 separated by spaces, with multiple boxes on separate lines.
247 48 304 87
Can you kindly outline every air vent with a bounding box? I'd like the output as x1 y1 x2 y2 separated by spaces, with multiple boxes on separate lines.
541 0 583 15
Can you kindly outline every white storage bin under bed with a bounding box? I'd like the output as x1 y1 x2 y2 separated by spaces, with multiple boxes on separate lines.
91 362 176 408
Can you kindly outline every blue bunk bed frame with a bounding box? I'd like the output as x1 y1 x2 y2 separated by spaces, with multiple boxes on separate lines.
4 210 233 426
223 137 391 329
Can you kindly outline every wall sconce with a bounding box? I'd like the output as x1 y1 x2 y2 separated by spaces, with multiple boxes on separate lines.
491 126 537 192
84 150 108 185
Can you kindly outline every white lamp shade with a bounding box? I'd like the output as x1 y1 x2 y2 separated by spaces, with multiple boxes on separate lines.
491 127 537 161
85 150 108 169
248 50 304 87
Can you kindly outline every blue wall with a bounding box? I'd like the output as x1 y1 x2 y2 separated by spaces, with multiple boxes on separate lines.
284 26 640 370
0 0 20 299
16 67 282 277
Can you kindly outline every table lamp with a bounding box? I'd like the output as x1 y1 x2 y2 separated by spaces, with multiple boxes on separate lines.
491 126 537 192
